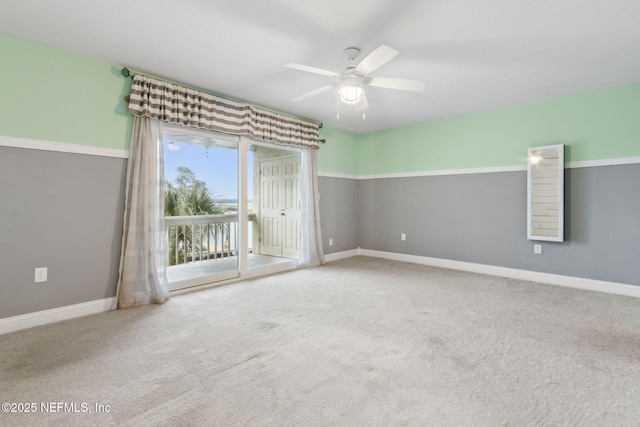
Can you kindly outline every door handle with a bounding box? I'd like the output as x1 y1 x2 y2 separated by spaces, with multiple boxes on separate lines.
281 210 286 216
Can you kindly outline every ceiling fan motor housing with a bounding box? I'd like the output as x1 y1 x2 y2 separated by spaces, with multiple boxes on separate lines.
344 47 361 62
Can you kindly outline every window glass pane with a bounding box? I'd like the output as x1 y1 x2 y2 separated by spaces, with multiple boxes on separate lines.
163 130 239 288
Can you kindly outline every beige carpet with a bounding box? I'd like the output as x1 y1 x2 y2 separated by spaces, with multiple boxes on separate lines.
1 256 639 426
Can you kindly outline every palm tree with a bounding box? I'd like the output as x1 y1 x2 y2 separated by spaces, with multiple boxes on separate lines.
164 182 180 217
165 168 228 265
182 185 223 216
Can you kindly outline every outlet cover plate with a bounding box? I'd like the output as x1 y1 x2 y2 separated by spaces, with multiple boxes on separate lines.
35 267 48 283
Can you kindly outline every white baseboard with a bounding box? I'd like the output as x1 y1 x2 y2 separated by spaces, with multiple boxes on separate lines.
332 248 640 299
0 297 117 335
324 249 361 262
4 248 637 335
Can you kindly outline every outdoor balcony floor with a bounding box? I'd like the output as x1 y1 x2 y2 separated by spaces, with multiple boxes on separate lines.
166 253 292 283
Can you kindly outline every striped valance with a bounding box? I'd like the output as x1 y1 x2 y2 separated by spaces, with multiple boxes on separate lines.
128 75 319 149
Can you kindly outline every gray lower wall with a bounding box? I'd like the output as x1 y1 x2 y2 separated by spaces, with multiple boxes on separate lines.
0 147 126 318
319 176 359 254
358 164 640 286
1 151 636 319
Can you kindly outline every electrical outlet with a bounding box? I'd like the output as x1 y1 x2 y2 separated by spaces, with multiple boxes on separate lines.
35 267 48 283
329 238 333 246
401 233 406 241
534 244 542 255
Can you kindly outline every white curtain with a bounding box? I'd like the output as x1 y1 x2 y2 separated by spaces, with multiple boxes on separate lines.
120 74 322 307
299 147 325 267
116 116 169 309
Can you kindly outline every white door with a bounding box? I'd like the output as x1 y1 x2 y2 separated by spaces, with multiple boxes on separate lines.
282 156 301 259
260 158 282 257
259 156 300 259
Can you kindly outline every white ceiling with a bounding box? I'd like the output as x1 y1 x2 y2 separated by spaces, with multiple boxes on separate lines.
2 0 640 133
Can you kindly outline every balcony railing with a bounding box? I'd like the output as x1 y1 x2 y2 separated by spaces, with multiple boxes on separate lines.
165 213 255 266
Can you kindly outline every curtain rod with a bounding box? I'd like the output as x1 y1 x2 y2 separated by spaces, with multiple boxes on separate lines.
120 67 323 129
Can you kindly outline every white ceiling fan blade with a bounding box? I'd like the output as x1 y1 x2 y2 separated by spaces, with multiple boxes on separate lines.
355 45 399 76
354 92 369 111
368 77 425 92
285 63 340 77
292 84 335 102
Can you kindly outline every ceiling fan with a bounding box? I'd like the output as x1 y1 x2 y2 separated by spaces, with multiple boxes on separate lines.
285 45 425 115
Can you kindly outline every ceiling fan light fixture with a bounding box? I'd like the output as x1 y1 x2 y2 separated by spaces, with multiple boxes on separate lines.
338 77 363 105
287 45 424 118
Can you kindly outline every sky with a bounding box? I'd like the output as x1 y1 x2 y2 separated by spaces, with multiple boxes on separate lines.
163 140 253 201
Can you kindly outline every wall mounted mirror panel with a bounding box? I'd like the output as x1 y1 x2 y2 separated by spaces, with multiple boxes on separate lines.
527 144 564 242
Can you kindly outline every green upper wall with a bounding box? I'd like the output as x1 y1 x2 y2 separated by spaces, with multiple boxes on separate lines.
0 32 132 150
317 127 360 176
356 82 640 175
2 32 639 175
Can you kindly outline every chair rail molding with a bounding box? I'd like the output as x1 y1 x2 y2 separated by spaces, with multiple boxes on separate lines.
0 135 128 158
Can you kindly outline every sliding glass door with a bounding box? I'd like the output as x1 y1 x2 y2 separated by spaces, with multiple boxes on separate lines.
162 127 239 290
161 127 301 291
